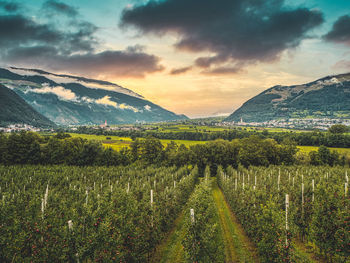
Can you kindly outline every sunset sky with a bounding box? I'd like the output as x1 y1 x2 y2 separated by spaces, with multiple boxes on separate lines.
0 0 349 118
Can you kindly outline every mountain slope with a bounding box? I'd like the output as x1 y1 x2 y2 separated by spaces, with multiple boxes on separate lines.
0 67 187 125
0 84 55 127
225 73 350 122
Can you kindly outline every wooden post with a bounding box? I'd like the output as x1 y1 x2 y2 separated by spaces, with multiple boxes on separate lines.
190 208 195 223
312 179 315 202
150 189 153 206
301 183 304 216
68 220 73 231
285 194 289 246
151 189 154 227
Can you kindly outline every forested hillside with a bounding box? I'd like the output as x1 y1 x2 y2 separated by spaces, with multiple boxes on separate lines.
0 84 55 128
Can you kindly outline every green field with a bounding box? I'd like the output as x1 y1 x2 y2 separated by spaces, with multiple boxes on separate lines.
297 145 350 155
68 133 206 150
67 133 350 155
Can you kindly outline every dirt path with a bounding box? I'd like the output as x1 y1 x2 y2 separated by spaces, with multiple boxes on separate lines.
212 182 260 263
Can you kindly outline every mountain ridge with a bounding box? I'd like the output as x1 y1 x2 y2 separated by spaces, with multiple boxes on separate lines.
225 72 350 122
0 67 187 126
0 84 55 128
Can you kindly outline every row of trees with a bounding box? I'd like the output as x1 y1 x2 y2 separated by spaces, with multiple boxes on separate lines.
72 125 350 148
0 131 347 172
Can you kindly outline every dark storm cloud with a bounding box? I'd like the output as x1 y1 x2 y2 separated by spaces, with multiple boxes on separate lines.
0 15 62 45
324 15 350 46
0 1 20 12
4 46 164 78
0 2 163 78
170 66 192 75
0 14 96 53
121 0 324 71
202 65 243 75
42 0 78 17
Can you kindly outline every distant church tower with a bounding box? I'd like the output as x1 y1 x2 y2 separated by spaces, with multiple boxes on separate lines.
240 117 243 123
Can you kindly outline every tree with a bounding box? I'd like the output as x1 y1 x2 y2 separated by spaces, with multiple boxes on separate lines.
0 132 6 163
5 131 41 164
328 124 349 134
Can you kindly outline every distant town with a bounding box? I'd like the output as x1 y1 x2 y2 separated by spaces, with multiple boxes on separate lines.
2 117 350 132
221 118 350 130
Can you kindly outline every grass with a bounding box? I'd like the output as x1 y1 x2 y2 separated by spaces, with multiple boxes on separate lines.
67 133 206 150
151 212 186 263
297 145 350 155
64 133 350 155
212 180 259 263
293 240 327 263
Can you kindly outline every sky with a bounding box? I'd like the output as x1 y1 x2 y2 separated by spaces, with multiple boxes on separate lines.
0 0 349 118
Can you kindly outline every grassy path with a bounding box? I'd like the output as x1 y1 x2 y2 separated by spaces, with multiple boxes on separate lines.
153 179 260 263
212 181 260 263
293 240 327 263
151 212 186 263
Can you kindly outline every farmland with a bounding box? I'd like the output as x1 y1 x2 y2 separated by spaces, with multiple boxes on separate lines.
0 164 348 262
0 130 349 262
66 132 350 158
67 133 206 151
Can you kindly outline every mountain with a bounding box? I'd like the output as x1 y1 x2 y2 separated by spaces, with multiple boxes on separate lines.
225 73 350 122
0 84 55 128
0 67 187 125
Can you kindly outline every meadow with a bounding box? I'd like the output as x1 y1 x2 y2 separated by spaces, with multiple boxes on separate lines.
67 133 206 151
68 132 350 157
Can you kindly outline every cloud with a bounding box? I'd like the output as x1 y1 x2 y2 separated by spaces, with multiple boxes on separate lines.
42 0 78 17
0 3 163 78
4 46 164 78
121 0 324 72
202 65 243 75
332 59 350 70
95 95 139 112
119 103 139 112
0 15 62 46
0 1 20 12
144 105 151 111
170 66 192 75
29 84 77 101
324 15 350 46
95 95 117 107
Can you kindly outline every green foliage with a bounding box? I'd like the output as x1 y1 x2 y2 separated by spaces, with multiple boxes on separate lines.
73 124 350 149
182 176 224 262
256 200 287 263
328 124 349 134
308 145 343 166
0 164 198 262
218 165 349 262
311 181 349 259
